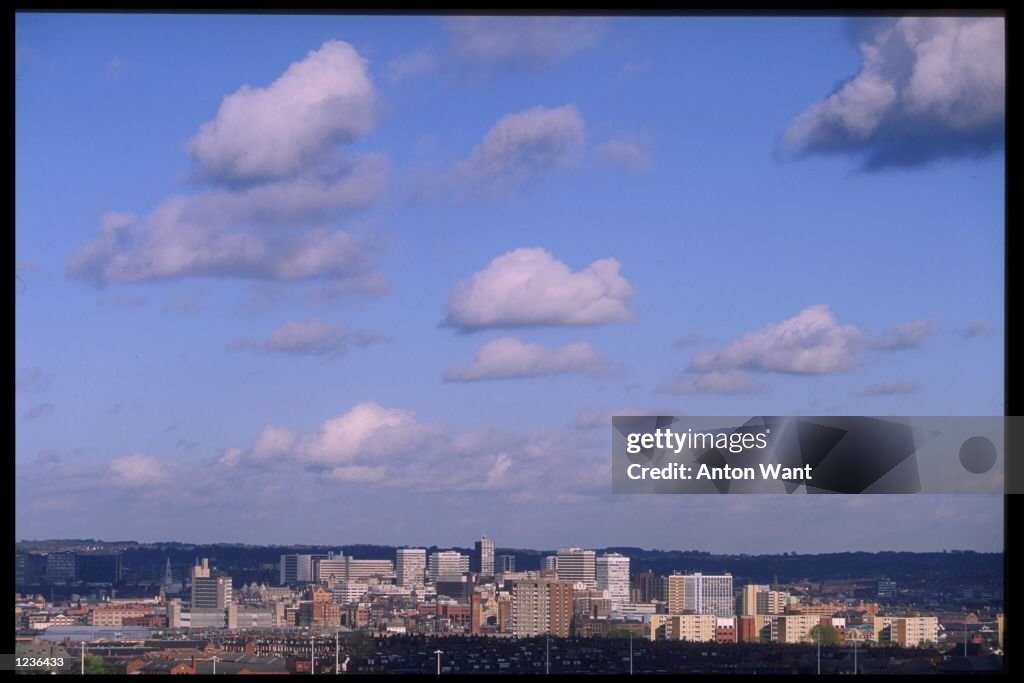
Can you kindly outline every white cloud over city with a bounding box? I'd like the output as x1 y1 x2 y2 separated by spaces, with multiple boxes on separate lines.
782 17 1005 168
454 105 585 192
445 247 635 329
67 40 389 290
228 318 386 359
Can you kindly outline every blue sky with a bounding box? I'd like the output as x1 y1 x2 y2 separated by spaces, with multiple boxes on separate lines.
15 14 1005 553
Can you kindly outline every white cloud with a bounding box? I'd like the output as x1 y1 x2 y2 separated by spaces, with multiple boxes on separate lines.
597 137 652 172
69 42 389 291
445 16 603 73
445 247 635 329
212 401 609 498
294 402 448 467
108 454 169 487
444 337 609 382
689 305 866 375
188 40 379 181
661 369 766 395
455 105 584 191
872 319 935 350
68 156 387 286
782 17 1005 168
228 318 385 359
247 426 298 464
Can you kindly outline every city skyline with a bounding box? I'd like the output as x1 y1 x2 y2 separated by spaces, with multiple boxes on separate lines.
15 14 1005 553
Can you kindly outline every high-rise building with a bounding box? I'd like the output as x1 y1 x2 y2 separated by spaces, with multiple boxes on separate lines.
279 554 329 585
46 552 77 583
630 569 657 604
510 579 575 637
191 559 232 610
474 535 495 576
15 553 45 586
76 554 122 584
543 556 558 573
667 573 734 617
313 552 393 585
556 548 596 589
396 548 427 588
497 555 516 573
740 584 788 616
428 551 469 581
314 554 349 586
596 553 630 609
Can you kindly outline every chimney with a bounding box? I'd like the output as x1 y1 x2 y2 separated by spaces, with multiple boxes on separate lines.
190 655 195 669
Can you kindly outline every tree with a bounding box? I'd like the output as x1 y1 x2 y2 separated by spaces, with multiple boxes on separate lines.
83 654 110 675
808 624 841 647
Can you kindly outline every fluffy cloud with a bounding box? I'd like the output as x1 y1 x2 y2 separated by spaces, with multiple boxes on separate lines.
597 137 652 172
228 318 385 359
861 380 920 396
782 18 1004 169
661 369 766 395
443 337 609 382
188 40 379 181
294 402 447 468
68 156 387 286
872 319 935 350
445 247 635 329
455 105 585 191
689 305 866 375
211 401 608 498
108 454 169 487
446 16 603 72
68 41 389 291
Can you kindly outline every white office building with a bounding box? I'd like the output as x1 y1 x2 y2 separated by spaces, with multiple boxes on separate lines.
428 551 469 581
396 548 427 588
596 553 631 609
556 548 596 589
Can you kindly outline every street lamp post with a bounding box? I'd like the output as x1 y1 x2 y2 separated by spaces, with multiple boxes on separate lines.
311 635 315 675
816 627 821 675
546 635 549 675
80 642 85 675
433 650 443 675
629 631 633 675
335 630 339 675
